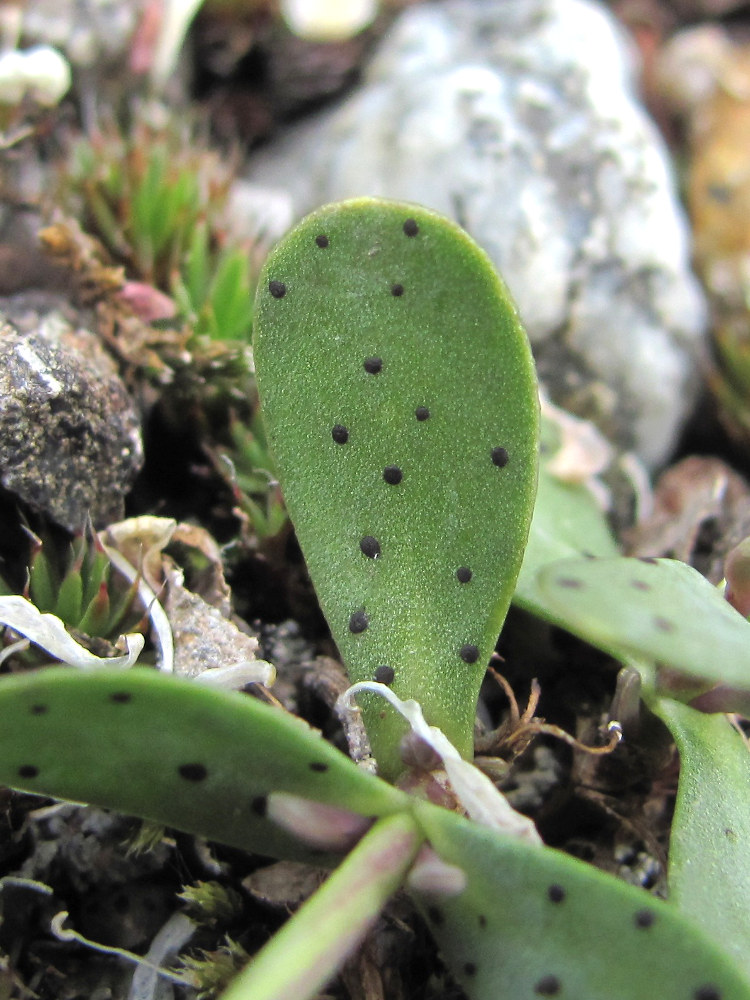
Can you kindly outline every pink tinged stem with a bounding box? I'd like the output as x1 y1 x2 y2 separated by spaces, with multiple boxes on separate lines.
219 812 423 1000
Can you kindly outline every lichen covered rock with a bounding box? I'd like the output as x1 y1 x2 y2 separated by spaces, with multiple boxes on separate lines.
0 295 143 530
248 0 706 467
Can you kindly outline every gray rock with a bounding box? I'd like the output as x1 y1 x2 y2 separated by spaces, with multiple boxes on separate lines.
0 294 143 530
248 0 706 468
21 0 143 71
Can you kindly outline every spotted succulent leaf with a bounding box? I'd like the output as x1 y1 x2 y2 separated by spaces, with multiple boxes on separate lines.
532 550 750 975
0 668 407 860
537 556 750 706
253 198 538 773
651 697 750 980
410 800 750 1000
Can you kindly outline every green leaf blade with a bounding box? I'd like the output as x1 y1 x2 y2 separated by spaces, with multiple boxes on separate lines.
0 668 406 859
537 556 750 697
412 801 750 1000
253 198 539 771
653 699 750 980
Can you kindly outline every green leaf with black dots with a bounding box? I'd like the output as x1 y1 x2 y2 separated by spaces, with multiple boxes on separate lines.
536 556 750 706
410 800 750 1000
652 698 750 981
0 668 407 859
253 198 539 775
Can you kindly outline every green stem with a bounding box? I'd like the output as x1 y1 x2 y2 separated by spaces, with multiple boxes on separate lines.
219 812 422 1000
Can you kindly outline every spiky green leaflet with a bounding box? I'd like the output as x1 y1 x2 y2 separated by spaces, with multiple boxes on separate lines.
410 800 750 1000
0 668 406 860
537 556 750 704
253 198 539 773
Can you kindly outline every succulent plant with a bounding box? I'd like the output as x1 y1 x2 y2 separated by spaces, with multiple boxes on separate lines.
64 117 231 292
537 554 750 711
252 197 539 773
210 409 288 541
0 667 406 861
410 799 750 1000
0 199 749 1000
0 666 747 1000
515 440 750 978
0 523 143 657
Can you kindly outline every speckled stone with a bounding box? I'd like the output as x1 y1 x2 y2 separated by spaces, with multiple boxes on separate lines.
0 295 143 530
248 0 707 468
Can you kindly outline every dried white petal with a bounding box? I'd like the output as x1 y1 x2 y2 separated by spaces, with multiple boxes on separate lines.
102 544 174 673
0 595 143 669
194 660 276 689
340 682 541 844
128 912 197 1000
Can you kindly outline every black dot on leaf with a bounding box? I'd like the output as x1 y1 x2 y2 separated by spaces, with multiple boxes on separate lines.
109 692 132 704
315 234 329 248
178 763 208 782
547 884 566 903
268 280 287 298
391 283 404 297
374 665 395 685
456 567 472 583
460 644 480 664
350 610 369 634
535 975 561 996
634 909 656 929
557 577 584 589
360 536 381 558
463 963 477 977
364 357 382 374
631 580 651 591
332 424 349 444
415 406 430 421
30 704 48 715
251 796 267 817
694 987 722 1000
491 446 509 467
18 765 38 779
403 218 419 237
478 914 487 928
383 465 403 485
309 762 328 773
